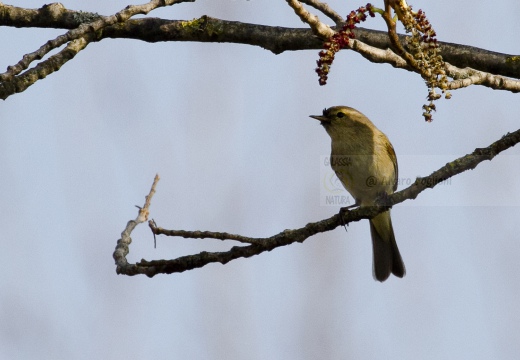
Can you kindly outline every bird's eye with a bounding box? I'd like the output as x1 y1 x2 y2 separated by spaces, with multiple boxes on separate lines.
336 112 345 118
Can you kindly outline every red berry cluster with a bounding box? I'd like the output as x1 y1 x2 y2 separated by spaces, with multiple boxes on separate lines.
316 4 375 85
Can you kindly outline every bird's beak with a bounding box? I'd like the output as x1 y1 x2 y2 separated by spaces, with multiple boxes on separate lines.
309 115 330 123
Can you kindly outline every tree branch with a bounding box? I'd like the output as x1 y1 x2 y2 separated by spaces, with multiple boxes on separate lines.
1 3 519 102
446 63 520 92
0 0 195 100
113 174 160 271
299 0 344 26
99 17 520 96
285 0 334 38
114 128 520 277
0 4 519 78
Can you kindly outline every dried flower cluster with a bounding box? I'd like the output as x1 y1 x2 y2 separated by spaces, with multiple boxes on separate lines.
316 4 375 86
316 1 450 121
399 6 450 121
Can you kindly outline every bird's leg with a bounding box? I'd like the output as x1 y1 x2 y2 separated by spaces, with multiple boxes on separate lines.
375 191 392 207
338 200 360 232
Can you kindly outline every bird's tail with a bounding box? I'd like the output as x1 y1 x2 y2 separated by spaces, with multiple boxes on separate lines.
369 210 405 282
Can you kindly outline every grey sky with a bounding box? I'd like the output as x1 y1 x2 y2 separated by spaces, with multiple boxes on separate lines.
1 1 520 359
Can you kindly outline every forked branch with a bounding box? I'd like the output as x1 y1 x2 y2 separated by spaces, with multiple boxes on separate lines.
1 3 519 100
114 128 520 277
0 0 194 100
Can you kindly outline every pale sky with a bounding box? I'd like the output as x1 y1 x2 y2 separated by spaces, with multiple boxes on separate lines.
1 1 520 359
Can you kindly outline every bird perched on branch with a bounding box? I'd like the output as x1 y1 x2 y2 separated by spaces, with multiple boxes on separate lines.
310 106 405 282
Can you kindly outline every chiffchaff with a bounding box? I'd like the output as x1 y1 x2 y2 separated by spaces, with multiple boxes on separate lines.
310 106 405 282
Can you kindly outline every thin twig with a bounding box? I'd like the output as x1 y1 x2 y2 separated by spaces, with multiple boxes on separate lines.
285 0 334 38
0 0 195 98
0 36 91 100
150 226 265 245
299 0 344 26
137 174 160 223
113 174 160 273
350 38 409 68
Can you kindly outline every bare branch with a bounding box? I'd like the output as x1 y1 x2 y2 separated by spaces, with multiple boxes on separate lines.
339 39 520 94
299 0 344 26
1 4 520 99
0 36 91 100
0 4 518 78
285 0 334 38
350 38 408 68
150 226 265 245
114 129 520 277
0 3 101 29
446 64 520 92
0 0 194 99
102 18 520 81
138 174 160 222
113 174 160 272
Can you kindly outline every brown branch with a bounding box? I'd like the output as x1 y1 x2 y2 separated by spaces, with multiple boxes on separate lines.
0 0 195 100
446 63 520 92
1 1 194 81
151 227 265 245
0 35 92 99
1 4 519 99
0 4 518 78
299 0 344 26
350 38 408 68
285 0 334 38
114 129 520 277
113 174 160 272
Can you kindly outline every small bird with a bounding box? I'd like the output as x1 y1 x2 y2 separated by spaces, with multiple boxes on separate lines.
310 106 405 282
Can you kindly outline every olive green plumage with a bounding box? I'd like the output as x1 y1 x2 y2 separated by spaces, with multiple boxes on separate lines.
311 106 405 282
